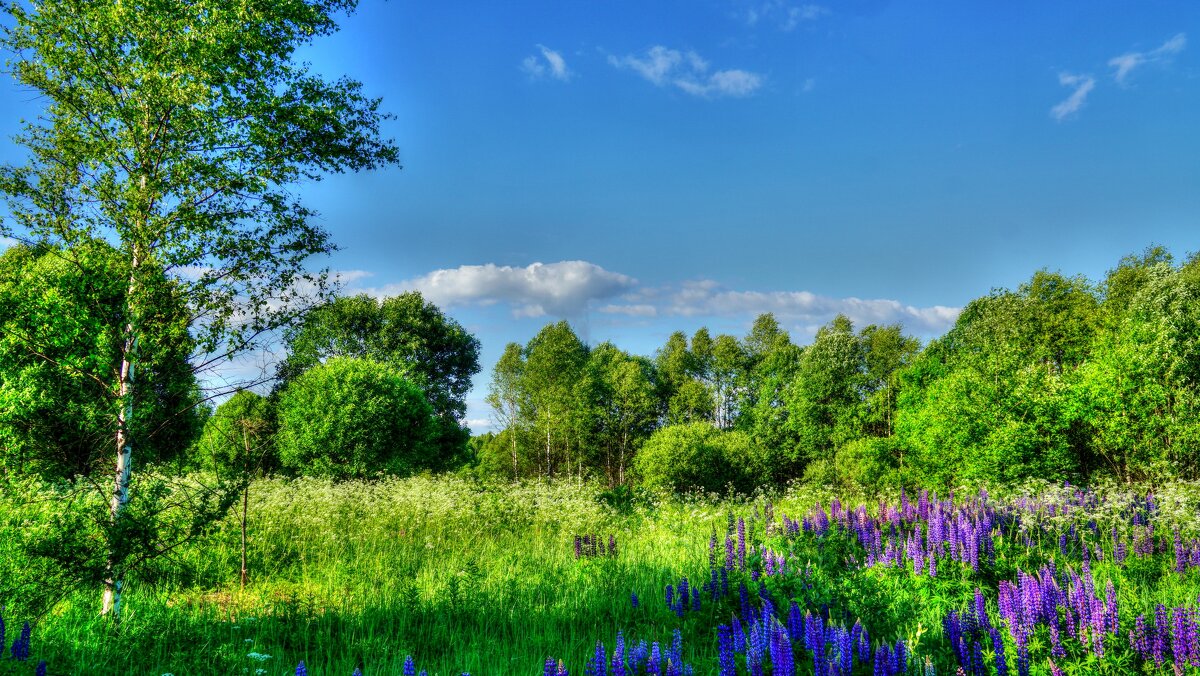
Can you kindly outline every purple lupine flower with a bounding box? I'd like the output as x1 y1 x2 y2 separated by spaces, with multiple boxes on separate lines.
575 536 583 559
405 655 417 676
859 623 872 663
647 642 661 676
1173 607 1188 670
1130 614 1149 661
838 627 854 674
1153 604 1170 667
733 616 746 654
631 592 639 608
718 625 736 676
725 536 735 572
873 644 891 676
296 662 308 676
747 624 764 676
546 657 559 676
630 641 649 670
667 630 683 676
10 621 31 662
609 534 618 556
36 661 46 676
613 632 626 676
586 640 607 676
895 638 908 674
1015 638 1030 676
772 622 795 676
678 577 690 611
352 669 363 676
665 584 675 611
990 625 1008 676
1049 659 1064 676
788 602 804 641
692 587 701 612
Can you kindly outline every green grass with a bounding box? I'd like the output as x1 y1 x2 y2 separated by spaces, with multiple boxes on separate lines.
3 476 1200 675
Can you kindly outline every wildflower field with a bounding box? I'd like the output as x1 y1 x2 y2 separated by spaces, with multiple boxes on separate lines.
3 477 1200 675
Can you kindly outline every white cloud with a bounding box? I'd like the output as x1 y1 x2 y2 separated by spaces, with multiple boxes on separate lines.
521 44 572 82
463 418 492 430
601 279 960 335
382 261 635 318
1108 33 1187 85
608 45 764 98
0 236 16 250
1050 72 1095 121
744 1 828 31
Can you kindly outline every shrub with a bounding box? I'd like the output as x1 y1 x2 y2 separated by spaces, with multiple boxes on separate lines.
633 422 764 495
276 357 435 480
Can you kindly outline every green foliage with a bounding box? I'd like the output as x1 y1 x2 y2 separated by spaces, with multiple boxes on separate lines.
0 0 399 615
278 293 482 469
0 242 201 480
193 391 277 477
634 422 764 495
276 358 435 480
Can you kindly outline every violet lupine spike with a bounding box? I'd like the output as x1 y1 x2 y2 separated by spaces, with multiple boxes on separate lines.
10 621 30 662
404 655 417 676
612 632 626 676
990 625 1008 676
296 662 308 676
747 623 764 676
647 642 661 676
717 625 736 676
586 640 607 676
873 644 892 676
546 657 559 676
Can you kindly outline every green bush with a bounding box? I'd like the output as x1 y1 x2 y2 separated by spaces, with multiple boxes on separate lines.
276 357 435 480
633 422 764 495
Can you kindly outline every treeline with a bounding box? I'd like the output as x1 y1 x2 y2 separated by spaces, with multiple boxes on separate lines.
4 243 1199 495
479 246 1200 491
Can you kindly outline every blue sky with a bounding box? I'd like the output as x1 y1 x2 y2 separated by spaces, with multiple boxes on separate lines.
2 1 1199 430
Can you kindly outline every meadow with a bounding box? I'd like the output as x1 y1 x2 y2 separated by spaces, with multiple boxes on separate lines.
3 477 1200 675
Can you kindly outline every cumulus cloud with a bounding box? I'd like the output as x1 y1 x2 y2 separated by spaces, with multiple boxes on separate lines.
384 261 635 318
521 44 572 82
597 277 955 336
1108 33 1187 85
744 1 828 31
0 236 16 250
608 45 763 98
601 279 960 335
1050 72 1096 121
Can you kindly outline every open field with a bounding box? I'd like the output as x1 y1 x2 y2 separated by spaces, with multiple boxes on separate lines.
4 477 1200 675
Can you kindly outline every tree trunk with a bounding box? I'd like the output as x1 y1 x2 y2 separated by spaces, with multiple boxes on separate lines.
102 331 136 617
510 424 518 480
102 252 140 619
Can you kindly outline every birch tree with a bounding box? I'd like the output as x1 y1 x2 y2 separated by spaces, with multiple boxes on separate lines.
0 0 399 617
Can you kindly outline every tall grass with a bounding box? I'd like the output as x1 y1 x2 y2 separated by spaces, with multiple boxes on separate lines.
2 476 1199 675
